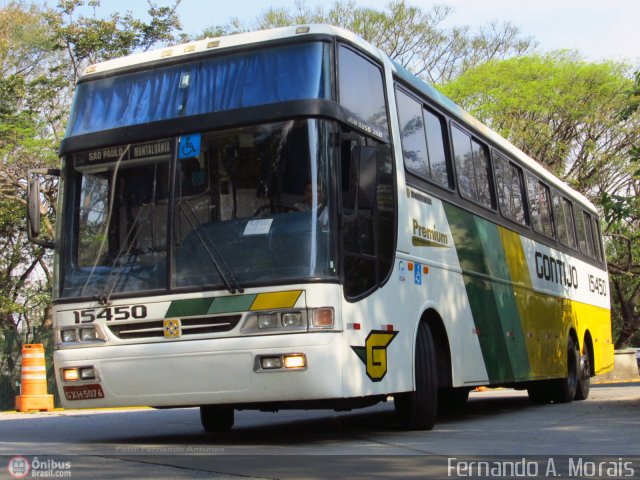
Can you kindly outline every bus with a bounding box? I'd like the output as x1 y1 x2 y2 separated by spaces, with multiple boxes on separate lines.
28 24 613 431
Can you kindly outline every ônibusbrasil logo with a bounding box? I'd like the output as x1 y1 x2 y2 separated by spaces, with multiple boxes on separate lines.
7 456 30 478
7 456 72 478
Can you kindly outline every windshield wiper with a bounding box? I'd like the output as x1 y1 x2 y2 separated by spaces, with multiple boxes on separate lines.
177 201 244 294
92 203 151 305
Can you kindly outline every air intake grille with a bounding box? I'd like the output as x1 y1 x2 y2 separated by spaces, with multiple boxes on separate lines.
107 315 242 339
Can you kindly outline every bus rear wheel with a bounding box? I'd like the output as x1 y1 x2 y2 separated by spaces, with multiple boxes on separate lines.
200 405 234 433
575 341 591 401
551 336 580 403
394 321 438 430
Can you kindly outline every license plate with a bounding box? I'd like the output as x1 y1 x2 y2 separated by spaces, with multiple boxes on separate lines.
63 384 105 401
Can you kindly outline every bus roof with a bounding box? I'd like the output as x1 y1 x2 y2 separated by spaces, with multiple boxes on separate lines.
81 23 597 215
80 24 377 77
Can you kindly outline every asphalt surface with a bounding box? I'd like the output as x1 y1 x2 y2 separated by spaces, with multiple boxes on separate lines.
1 383 639 479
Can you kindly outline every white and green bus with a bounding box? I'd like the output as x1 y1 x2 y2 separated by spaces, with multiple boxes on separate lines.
28 25 613 431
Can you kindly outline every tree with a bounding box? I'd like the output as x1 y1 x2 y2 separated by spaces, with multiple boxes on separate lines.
210 0 536 84
440 53 640 347
0 0 182 408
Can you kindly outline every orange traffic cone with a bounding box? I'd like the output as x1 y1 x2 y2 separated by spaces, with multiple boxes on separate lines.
15 344 54 412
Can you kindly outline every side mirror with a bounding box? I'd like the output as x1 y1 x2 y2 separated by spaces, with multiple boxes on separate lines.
27 168 59 249
28 176 41 238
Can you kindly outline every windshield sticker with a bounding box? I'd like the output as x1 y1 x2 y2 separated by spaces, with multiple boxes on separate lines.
244 219 273 236
178 133 202 159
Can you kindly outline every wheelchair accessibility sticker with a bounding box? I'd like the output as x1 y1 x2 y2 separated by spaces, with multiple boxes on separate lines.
179 133 201 159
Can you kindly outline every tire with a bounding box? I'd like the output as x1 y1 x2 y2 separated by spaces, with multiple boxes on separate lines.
551 335 580 403
200 405 234 433
394 321 438 430
575 341 591 401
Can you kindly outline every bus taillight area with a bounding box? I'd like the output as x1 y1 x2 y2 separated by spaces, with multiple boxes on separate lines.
53 327 343 409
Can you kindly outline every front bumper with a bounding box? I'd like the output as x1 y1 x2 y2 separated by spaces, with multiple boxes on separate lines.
54 332 342 409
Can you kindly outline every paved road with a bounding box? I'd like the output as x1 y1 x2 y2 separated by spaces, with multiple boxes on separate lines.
1 384 639 479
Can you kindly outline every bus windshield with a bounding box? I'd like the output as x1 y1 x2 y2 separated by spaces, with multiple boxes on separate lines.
61 119 337 299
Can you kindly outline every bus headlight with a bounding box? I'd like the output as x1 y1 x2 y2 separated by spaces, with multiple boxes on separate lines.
282 312 304 328
79 328 99 342
257 313 279 329
61 329 78 343
58 326 105 345
241 310 307 334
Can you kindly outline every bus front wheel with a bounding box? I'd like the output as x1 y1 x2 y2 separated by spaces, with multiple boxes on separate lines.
394 321 438 430
200 405 234 433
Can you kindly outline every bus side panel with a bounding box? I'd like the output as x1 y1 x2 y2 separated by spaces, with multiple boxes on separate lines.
441 201 613 385
397 188 490 387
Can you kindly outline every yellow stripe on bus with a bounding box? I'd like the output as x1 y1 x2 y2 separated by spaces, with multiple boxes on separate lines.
250 290 303 311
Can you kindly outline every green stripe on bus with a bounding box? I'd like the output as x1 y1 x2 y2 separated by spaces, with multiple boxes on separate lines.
208 294 256 314
165 298 213 318
444 203 530 383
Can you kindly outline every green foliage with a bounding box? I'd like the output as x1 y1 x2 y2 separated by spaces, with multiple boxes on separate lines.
441 52 640 347
206 0 536 84
0 1 183 408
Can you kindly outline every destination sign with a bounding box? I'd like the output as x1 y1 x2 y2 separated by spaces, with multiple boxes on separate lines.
75 139 174 167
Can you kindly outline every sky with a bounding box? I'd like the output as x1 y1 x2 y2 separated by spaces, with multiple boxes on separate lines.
31 0 640 64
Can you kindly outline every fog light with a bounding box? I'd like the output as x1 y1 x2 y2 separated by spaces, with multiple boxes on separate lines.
63 368 79 381
260 356 283 369
79 367 96 380
61 329 78 343
258 314 279 329
283 354 306 369
311 308 334 328
79 328 98 342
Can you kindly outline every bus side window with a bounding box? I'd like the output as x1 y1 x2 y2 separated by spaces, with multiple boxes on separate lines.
338 45 388 136
396 88 429 179
582 210 596 258
563 197 578 249
574 207 591 256
395 86 450 189
424 109 450 188
593 217 604 261
526 174 554 238
494 152 526 225
452 124 493 209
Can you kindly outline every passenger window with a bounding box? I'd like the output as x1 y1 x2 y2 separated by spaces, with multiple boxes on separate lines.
552 192 578 249
424 109 450 188
562 197 578 249
396 89 429 178
339 46 388 137
574 207 590 256
592 218 604 261
494 152 526 225
396 88 450 188
526 174 554 238
452 124 493 208
583 211 595 257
